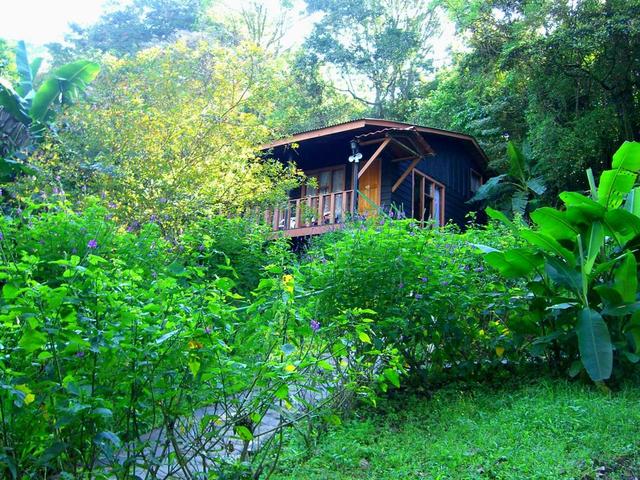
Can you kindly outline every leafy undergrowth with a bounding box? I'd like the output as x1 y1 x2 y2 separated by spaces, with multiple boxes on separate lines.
272 380 640 480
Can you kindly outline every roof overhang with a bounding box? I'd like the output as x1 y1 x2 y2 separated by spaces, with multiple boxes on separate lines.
261 118 489 165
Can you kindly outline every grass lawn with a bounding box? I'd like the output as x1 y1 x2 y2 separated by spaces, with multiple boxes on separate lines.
272 379 640 480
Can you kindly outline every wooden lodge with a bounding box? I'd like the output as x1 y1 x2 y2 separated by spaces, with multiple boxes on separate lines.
260 119 488 238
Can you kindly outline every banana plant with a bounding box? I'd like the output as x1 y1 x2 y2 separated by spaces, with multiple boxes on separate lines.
0 41 100 181
469 141 547 219
479 141 640 383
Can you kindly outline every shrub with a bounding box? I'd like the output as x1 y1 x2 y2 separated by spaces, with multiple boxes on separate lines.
301 218 524 385
0 201 401 479
481 141 640 383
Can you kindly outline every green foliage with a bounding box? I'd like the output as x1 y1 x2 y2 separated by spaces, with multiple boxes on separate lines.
417 0 640 198
0 198 403 478
469 140 546 218
301 217 523 384
482 142 640 382
26 40 303 235
273 380 640 479
305 0 439 117
0 42 99 181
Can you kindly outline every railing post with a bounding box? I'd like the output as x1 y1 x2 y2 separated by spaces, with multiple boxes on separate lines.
295 199 301 230
318 195 324 224
329 193 336 224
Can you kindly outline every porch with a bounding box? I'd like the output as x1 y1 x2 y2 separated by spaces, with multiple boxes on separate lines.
262 189 356 237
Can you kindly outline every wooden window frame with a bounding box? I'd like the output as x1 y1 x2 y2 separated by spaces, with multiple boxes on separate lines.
302 165 347 197
411 170 446 226
470 168 483 194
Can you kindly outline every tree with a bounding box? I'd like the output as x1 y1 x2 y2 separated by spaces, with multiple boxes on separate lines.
417 0 640 198
304 0 440 118
0 41 99 181
469 141 546 218
47 0 218 60
32 40 303 235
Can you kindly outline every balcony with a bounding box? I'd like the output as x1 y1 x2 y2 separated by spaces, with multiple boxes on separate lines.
261 190 356 237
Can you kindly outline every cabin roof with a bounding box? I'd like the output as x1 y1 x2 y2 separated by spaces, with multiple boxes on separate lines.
262 118 488 165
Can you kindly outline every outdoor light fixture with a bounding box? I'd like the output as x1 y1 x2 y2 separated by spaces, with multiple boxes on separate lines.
348 139 362 163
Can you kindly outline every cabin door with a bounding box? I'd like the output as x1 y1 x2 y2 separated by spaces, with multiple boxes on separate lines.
358 158 381 216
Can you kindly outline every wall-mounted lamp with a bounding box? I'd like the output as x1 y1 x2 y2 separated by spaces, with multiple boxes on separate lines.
348 139 362 163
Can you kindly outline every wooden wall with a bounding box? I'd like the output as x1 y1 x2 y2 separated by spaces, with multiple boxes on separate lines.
386 135 483 226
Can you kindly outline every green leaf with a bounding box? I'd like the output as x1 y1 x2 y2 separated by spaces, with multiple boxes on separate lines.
545 257 581 295
598 170 637 209
234 425 254 441
603 209 640 245
507 141 526 180
485 206 517 231
19 329 47 353
614 253 637 303
612 141 640 171
469 175 507 203
15 41 34 99
530 208 579 241
30 60 100 123
584 222 604 275
485 249 543 278
511 189 528 218
624 187 640 217
526 176 547 195
2 283 20 300
383 368 400 388
560 192 606 223
520 230 575 265
577 308 613 382
358 331 371 344
0 78 31 124
274 384 289 400
188 359 200 377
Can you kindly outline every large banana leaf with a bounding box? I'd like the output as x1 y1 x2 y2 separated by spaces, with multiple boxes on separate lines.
0 79 31 124
577 308 612 381
15 40 36 100
30 60 100 124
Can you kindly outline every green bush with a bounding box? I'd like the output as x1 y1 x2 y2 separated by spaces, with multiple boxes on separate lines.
301 218 524 385
0 200 401 479
481 141 640 383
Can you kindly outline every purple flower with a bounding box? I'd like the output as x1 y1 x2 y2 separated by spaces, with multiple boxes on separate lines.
87 239 98 249
205 326 212 334
441 281 450 286
151 271 158 279
0 231 3 241
420 277 428 283
108 202 117 209
415 293 423 299
310 319 320 332
474 266 485 273
71 248 78 254
398 282 405 289
75 351 85 358
389 211 395 218
198 244 205 252
379 219 385 226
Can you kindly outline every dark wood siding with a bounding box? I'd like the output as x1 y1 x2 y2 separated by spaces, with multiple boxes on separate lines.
386 135 481 226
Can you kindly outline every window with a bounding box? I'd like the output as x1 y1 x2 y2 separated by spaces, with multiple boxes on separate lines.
303 165 346 197
470 169 483 194
303 165 347 225
412 170 445 226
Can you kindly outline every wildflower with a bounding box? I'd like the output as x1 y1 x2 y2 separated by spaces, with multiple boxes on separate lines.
389 210 394 218
205 326 212 334
398 282 404 289
150 214 158 222
474 266 485 273
441 280 450 286
108 202 117 209
379 218 385 226
415 293 423 299
310 319 320 332
188 339 203 350
420 277 428 283
198 244 205 252
0 231 3 241
87 239 98 249
75 351 85 358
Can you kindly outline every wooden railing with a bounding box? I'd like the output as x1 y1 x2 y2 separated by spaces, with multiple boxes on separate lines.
262 190 355 233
